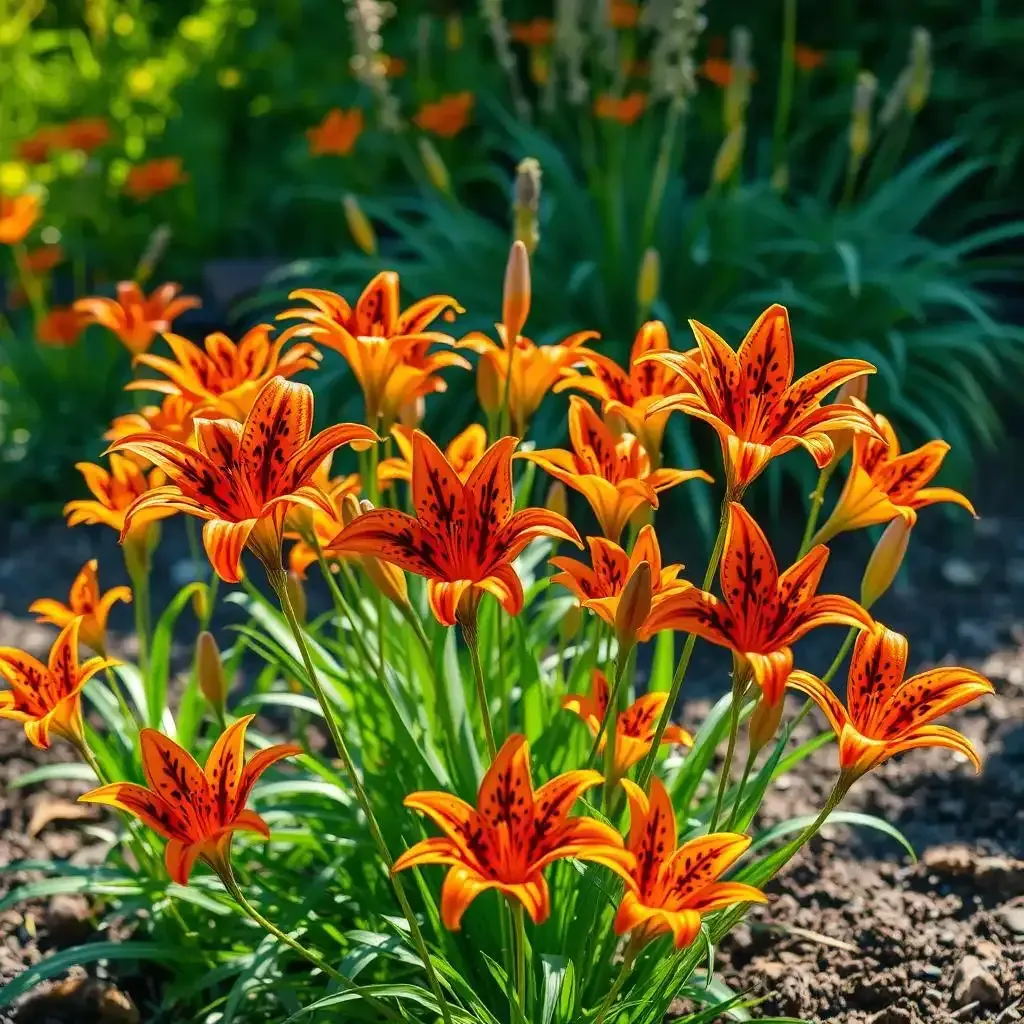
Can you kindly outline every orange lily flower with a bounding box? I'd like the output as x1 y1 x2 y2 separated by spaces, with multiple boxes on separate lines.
29 560 131 656
124 157 188 200
701 57 735 87
109 377 378 584
458 326 598 437
81 716 301 884
0 618 117 750
594 92 647 125
381 54 406 77
609 0 640 28
811 398 976 545
277 273 466 428
38 307 86 347
641 502 874 707
522 396 711 542
74 281 201 356
307 108 364 157
509 18 554 47
24 244 64 275
378 423 487 488
640 304 879 495
330 430 580 625
550 524 688 629
556 320 698 463
0 194 40 245
127 326 320 420
284 456 361 577
393 734 634 929
414 92 475 138
105 394 197 462
794 45 826 71
615 777 766 949
788 623 993 783
61 117 112 152
17 127 62 163
563 670 693 778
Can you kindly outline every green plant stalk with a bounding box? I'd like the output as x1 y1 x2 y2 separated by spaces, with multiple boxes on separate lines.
219 864 400 1022
124 552 152 684
103 666 140 732
641 100 685 252
797 463 836 558
268 570 456 1024
588 643 631 769
12 244 47 331
726 747 757 832
401 602 459 747
461 617 498 762
772 0 798 176
637 499 730 787
593 936 640 1024
512 899 527 1013
708 674 746 832
316 551 378 674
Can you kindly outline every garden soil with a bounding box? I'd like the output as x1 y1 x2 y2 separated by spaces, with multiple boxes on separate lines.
0 447 1022 1022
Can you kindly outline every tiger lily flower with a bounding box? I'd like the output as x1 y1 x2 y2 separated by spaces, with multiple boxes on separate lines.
413 92 475 138
550 524 688 631
639 304 879 495
615 777 766 949
393 734 634 929
458 325 596 437
81 716 301 884
787 623 994 784
330 430 581 626
109 376 378 584
811 398 977 545
276 273 466 428
105 394 197 463
284 456 362 578
0 618 117 750
74 282 200 355
377 423 487 488
556 320 698 464
0 193 41 245
563 670 693 779
124 157 188 201
522 396 711 542
29 560 131 656
307 107 364 157
640 502 874 708
38 307 86 347
126 325 321 420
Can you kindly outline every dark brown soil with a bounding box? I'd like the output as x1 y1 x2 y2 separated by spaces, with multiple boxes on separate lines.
1 449 1023 1022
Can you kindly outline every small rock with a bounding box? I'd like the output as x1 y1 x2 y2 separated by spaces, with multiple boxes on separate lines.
942 558 983 587
952 955 1003 1008
868 1008 914 1024
45 894 93 946
996 904 1024 935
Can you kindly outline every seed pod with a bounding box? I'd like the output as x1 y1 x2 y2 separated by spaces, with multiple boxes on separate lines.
196 631 228 715
615 561 652 648
860 515 913 609
343 194 377 256
502 239 531 340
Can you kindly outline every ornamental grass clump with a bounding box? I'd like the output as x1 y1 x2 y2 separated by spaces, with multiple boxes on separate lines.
0 240 993 1022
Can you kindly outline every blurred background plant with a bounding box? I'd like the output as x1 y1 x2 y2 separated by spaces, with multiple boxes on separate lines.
1 0 1022 525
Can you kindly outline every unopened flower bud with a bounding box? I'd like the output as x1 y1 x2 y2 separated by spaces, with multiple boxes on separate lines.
502 239 531 340
343 194 377 256
286 571 307 624
749 692 785 755
398 394 426 428
712 124 746 185
637 248 660 317
615 561 652 648
197 631 228 714
477 352 504 416
559 602 582 644
860 515 913 609
445 13 463 50
828 376 870 466
191 583 210 623
359 498 375 515
418 136 451 196
340 493 360 526
849 72 877 161
513 157 542 213
545 481 568 521
363 556 410 610
906 27 931 114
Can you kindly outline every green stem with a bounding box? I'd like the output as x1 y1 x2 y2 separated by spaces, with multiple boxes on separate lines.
588 644 630 769
125 554 152 689
593 938 639 1024
637 499 730 788
512 899 527 1013
709 675 744 832
316 552 377 672
220 865 400 1022
12 243 47 331
797 463 835 559
461 617 497 762
823 627 857 685
104 666 140 731
726 748 757 832
776 778 848 868
772 0 797 176
269 570 455 1024
640 100 684 251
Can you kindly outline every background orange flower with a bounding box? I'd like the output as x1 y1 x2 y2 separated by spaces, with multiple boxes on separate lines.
414 93 474 138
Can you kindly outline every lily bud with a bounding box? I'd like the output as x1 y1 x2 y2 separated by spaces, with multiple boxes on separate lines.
502 239 531 341
343 194 377 256
559 602 582 645
363 556 410 611
749 692 785 755
196 631 228 715
513 157 542 255
615 560 652 648
340 493 360 527
860 515 913 609
828 376 870 466
191 583 210 623
637 247 660 319
418 137 452 196
545 481 568 521
711 124 746 186
445 13 463 50
477 352 503 417
907 27 932 114
398 394 426 428
849 72 878 162
286 571 307 625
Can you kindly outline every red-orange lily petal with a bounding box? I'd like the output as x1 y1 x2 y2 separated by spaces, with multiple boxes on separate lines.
29 560 131 655
562 670 693 777
124 157 188 201
813 398 977 544
641 503 874 706
0 193 40 245
125 324 320 419
787 623 994 782
307 107 364 157
522 396 711 541
414 92 474 138
0 617 117 750
614 778 765 949
378 423 487 488
393 734 634 929
109 377 378 582
641 304 879 495
105 394 197 467
74 281 200 356
330 431 581 626
81 715 301 883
